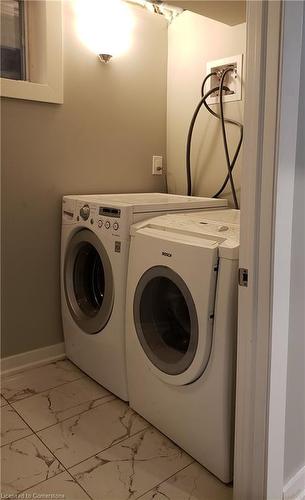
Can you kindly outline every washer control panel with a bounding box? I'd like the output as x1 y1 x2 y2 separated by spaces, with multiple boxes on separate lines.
99 207 121 218
96 206 121 232
74 201 128 238
97 219 120 231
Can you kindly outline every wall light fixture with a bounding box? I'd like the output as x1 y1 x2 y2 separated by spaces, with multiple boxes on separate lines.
75 0 135 63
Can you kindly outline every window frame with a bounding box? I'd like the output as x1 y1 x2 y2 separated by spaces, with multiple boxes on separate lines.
0 0 63 104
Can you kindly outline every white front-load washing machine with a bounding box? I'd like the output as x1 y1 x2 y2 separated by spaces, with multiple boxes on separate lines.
126 209 240 482
61 193 227 401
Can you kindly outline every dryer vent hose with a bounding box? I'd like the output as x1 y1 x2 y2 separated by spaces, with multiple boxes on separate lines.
186 69 243 209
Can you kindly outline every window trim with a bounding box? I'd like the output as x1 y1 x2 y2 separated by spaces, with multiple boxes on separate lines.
0 0 63 104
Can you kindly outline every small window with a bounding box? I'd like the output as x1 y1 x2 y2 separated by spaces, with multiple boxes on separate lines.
0 0 26 80
0 0 63 104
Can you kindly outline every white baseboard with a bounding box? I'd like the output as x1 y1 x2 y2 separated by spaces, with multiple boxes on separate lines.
0 343 66 377
283 465 305 500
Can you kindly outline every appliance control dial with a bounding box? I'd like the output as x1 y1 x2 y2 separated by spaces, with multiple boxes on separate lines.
80 204 90 220
113 222 119 231
98 219 103 228
105 221 111 229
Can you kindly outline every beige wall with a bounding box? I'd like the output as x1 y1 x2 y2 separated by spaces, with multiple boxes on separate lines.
166 11 246 205
1 2 168 357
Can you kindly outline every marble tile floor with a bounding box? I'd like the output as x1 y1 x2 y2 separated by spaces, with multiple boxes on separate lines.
0 359 233 500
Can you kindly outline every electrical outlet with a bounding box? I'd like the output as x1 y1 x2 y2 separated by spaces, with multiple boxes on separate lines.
206 54 243 105
152 156 163 175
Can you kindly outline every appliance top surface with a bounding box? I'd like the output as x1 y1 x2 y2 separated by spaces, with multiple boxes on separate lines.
134 209 240 244
64 193 227 212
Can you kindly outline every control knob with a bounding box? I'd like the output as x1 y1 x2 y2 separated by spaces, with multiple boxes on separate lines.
80 204 90 221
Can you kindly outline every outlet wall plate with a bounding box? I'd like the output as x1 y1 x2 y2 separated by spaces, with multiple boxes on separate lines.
206 54 243 105
152 155 163 175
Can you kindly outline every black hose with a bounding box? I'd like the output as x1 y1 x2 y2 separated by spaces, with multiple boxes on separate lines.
186 73 230 196
201 72 217 103
186 83 222 196
219 68 239 209
212 125 243 199
201 82 243 200
186 70 243 206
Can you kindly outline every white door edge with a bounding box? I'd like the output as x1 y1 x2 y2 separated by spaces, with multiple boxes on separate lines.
234 1 304 499
267 2 304 498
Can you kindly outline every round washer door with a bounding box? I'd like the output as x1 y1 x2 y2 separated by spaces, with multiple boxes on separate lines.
133 265 203 384
64 229 114 334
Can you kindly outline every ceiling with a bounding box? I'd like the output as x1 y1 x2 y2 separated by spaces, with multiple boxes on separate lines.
165 1 246 26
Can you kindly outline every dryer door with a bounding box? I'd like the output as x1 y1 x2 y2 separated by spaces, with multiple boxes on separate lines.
64 229 114 334
132 232 218 386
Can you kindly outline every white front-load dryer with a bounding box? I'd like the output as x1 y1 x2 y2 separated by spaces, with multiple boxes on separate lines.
126 209 240 482
61 193 227 401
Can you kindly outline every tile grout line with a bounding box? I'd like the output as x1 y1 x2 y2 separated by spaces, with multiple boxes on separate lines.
0 393 9 404
66 425 151 472
1 362 203 500
10 401 151 500
3 362 147 499
67 426 154 500
1 402 34 447
11 393 116 434
136 461 196 499
133 421 196 499
64 468 94 500
2 374 86 405
1 395 115 447
7 400 152 498
4 399 95 500
3 391 150 461
3 401 201 500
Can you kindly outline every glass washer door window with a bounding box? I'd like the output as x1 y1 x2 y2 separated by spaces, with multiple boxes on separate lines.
64 229 114 335
73 242 105 317
133 266 199 376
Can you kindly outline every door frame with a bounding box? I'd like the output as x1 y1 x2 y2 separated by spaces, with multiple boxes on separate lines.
234 1 304 499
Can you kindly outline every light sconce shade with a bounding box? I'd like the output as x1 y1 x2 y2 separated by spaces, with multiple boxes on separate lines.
75 0 135 62
98 54 113 63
